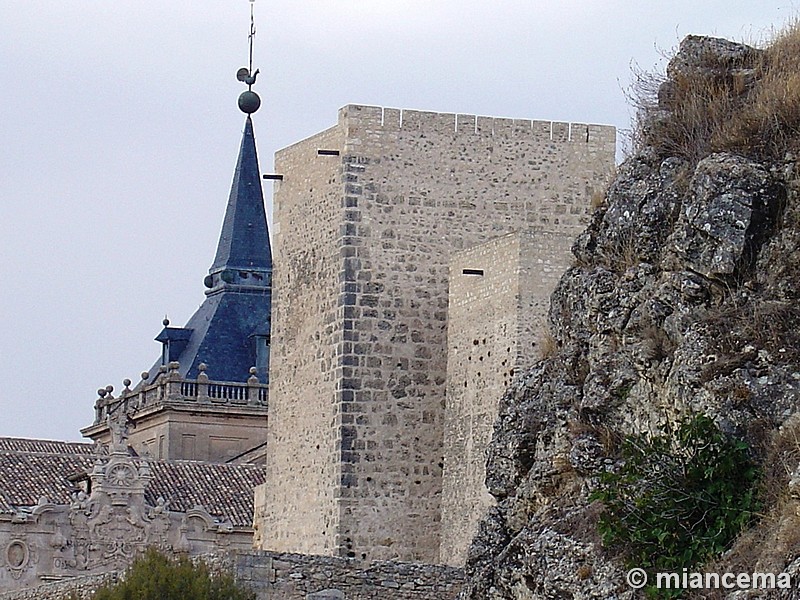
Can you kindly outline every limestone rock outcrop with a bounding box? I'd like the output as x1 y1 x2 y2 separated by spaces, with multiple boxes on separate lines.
461 35 800 599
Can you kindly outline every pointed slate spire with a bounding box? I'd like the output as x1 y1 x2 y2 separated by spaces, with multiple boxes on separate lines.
145 115 274 384
205 116 272 293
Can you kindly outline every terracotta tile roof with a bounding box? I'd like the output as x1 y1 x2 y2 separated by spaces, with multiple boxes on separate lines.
0 437 95 455
0 440 265 527
0 451 94 513
146 461 265 527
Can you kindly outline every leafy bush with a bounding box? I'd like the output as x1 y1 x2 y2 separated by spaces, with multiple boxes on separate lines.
89 548 255 600
592 415 760 588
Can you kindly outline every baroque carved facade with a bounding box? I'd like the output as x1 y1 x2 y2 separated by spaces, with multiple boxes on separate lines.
0 436 260 590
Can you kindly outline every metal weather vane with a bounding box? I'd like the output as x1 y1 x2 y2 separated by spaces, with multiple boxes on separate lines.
237 0 261 114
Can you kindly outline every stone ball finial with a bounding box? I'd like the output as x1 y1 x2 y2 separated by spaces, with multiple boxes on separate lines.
98 388 107 398
198 363 207 372
141 371 149 381
168 361 180 371
238 90 261 114
123 378 132 387
105 385 114 393
249 366 258 375
163 317 170 327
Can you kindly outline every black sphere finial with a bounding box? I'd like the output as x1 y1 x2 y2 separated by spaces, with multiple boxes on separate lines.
238 90 261 114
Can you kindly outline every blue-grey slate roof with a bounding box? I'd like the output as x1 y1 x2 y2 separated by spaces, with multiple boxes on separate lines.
147 116 272 384
161 289 271 382
211 116 272 273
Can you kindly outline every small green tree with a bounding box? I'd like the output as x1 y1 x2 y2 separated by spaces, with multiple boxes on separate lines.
90 548 255 600
592 415 760 595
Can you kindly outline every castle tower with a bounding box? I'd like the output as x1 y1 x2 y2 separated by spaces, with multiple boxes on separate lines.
82 51 272 464
254 105 615 562
439 230 574 565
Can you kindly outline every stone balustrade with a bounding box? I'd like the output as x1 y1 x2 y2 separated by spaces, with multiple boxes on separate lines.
93 361 269 424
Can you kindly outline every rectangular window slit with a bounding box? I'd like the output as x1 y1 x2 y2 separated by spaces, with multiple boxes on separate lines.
318 149 340 156
462 268 484 276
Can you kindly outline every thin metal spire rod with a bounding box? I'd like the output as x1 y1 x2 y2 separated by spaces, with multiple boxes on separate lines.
248 0 256 88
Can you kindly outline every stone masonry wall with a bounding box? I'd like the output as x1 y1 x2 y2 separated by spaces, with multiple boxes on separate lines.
259 104 615 563
0 572 118 600
129 408 268 462
0 551 464 600
236 550 465 599
254 124 346 555
439 230 575 566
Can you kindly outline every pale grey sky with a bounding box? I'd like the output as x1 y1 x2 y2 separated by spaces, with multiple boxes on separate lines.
0 0 796 441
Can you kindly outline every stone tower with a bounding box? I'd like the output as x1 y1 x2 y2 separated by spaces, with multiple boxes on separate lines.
82 115 272 464
254 104 616 562
439 230 575 565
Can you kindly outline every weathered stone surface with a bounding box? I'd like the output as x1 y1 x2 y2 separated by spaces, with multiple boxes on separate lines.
573 149 683 269
0 572 118 600
461 34 800 599
667 153 782 278
306 589 345 599
665 35 761 83
461 512 633 600
0 551 465 600
441 231 578 566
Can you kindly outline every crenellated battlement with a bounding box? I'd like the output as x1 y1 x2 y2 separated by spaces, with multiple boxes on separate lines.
338 103 616 144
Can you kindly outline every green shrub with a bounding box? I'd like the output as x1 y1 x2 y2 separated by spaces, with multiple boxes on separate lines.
90 548 255 600
591 415 760 594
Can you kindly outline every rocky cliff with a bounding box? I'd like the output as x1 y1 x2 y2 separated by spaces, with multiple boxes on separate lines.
461 33 800 599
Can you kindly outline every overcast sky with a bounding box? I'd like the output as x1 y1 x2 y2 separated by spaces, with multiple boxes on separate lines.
1 0 796 441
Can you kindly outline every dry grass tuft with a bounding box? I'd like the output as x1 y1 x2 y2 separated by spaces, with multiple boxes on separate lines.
575 564 593 580
590 189 607 210
758 415 800 508
719 23 800 159
567 419 621 456
537 331 559 359
635 21 800 164
704 297 800 363
602 231 641 273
